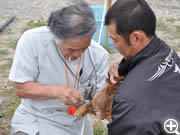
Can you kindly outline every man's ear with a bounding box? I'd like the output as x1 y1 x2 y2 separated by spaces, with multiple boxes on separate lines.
129 30 145 47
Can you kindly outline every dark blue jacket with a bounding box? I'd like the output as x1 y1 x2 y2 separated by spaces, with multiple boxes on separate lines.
108 36 180 135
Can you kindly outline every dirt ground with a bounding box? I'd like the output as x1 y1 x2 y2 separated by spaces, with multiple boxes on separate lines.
0 0 180 134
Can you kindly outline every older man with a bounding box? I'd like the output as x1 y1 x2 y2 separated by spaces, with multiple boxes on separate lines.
9 2 108 135
106 0 180 134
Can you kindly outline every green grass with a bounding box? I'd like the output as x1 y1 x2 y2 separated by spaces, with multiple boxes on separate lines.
0 28 12 34
174 32 180 39
0 82 21 117
175 25 180 32
171 45 180 52
0 87 21 134
166 18 176 23
171 25 180 39
0 59 12 73
8 38 18 49
0 50 9 56
7 90 21 108
156 18 180 51
156 20 169 31
0 112 5 118
23 18 47 32
93 120 108 135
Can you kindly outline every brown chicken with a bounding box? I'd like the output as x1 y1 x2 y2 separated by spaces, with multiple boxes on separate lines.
74 77 124 122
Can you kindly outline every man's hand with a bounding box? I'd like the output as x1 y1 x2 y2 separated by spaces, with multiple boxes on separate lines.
56 86 83 106
109 60 122 84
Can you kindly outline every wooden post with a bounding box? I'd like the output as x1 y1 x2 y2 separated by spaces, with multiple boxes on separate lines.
0 16 15 32
106 0 111 49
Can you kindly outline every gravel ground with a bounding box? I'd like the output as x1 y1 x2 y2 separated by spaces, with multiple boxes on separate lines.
0 0 104 20
0 0 180 134
0 0 180 20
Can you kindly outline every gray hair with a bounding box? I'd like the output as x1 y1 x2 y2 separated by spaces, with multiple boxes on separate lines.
48 1 97 42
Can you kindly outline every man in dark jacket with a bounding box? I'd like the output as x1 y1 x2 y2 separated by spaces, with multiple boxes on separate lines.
106 0 180 134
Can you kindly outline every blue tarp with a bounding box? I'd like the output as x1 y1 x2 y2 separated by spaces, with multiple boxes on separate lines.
91 7 114 49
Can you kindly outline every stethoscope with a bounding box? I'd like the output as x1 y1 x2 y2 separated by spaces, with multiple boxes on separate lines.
53 39 97 102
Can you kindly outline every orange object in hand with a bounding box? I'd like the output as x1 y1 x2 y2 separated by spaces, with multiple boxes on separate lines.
67 106 77 116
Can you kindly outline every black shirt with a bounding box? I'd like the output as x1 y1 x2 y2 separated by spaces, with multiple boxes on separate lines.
108 36 180 135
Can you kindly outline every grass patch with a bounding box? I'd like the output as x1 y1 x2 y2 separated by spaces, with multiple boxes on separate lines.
23 18 47 32
174 32 180 39
0 87 21 134
0 58 12 69
175 25 180 32
166 18 176 23
7 89 21 108
0 59 13 75
8 38 18 49
171 25 180 39
171 45 180 52
0 28 12 34
156 20 169 31
0 50 9 56
93 120 108 135
1 80 13 90
0 112 5 118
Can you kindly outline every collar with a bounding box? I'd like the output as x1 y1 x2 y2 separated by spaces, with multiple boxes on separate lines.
118 35 164 77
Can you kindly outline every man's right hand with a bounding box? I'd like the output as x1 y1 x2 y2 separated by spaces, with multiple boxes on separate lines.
14 81 83 104
56 86 83 106
109 60 122 84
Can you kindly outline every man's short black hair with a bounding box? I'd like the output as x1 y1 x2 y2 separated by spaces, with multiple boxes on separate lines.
105 0 156 42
